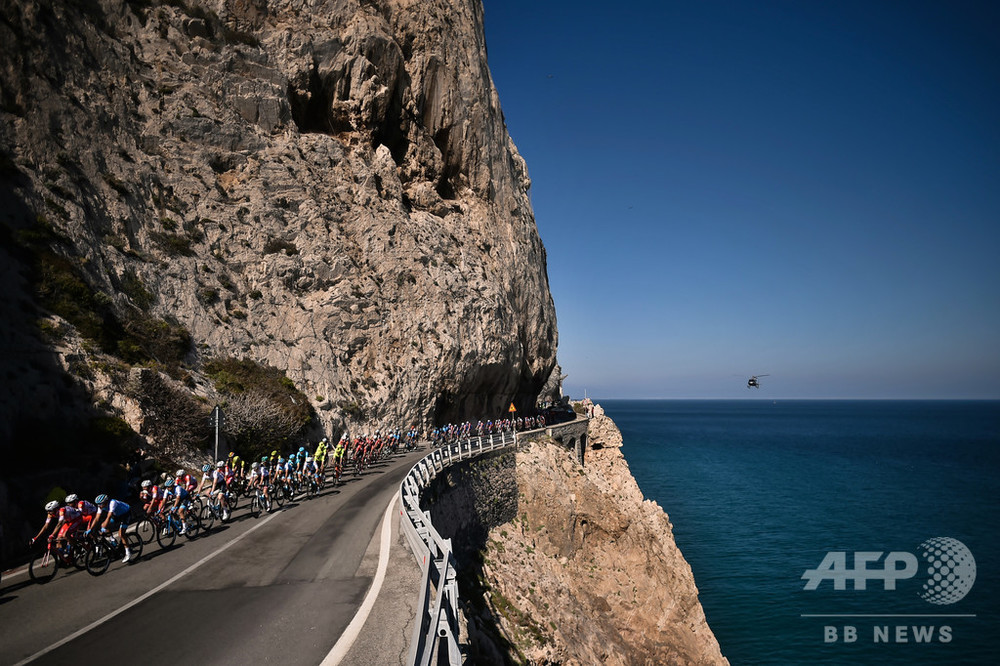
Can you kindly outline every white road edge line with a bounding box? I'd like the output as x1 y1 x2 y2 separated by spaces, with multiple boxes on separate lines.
321 495 397 666
14 511 281 666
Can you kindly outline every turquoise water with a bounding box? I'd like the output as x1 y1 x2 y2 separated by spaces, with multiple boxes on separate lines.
603 400 999 665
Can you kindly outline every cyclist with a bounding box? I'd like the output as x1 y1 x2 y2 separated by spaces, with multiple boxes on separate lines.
91 494 134 563
213 460 231 519
272 456 287 497
176 468 197 495
260 456 272 503
302 455 318 490
314 438 328 477
196 464 214 495
247 461 261 490
139 479 160 515
332 436 347 481
167 476 191 534
66 493 98 534
248 460 271 509
30 500 67 550
152 478 175 516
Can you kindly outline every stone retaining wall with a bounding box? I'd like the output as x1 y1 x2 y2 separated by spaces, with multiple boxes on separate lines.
420 448 518 568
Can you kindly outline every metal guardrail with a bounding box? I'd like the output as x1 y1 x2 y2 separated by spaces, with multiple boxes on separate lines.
399 430 517 666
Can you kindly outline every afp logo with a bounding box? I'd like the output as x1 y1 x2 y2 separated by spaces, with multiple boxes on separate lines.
802 537 976 605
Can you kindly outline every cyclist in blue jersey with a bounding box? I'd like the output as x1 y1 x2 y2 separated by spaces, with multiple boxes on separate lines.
92 494 133 563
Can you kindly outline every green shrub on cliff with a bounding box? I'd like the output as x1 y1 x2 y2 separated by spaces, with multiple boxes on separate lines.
203 357 314 459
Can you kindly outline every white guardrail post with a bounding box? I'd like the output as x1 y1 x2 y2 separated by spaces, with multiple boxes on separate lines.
398 428 520 666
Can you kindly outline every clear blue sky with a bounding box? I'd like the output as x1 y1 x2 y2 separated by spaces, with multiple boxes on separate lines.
483 0 1000 399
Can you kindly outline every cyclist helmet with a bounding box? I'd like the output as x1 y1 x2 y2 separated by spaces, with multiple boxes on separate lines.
228 451 235 458
278 457 285 463
261 456 268 463
175 469 185 477
44 500 61 512
65 493 79 504
271 450 278 457
141 479 152 488
299 446 305 453
164 478 175 487
216 460 225 468
251 462 259 469
95 494 109 505
202 464 211 472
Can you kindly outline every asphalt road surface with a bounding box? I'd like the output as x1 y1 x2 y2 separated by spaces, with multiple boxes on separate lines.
0 447 428 666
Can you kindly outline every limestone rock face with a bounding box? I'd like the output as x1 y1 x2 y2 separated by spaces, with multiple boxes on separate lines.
480 417 729 665
589 411 624 448
0 0 557 435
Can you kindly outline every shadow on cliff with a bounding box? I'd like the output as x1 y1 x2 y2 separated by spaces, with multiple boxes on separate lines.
421 449 526 664
0 209 145 570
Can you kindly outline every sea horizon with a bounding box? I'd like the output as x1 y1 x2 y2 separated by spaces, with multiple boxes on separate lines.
603 398 999 665
587 396 1000 402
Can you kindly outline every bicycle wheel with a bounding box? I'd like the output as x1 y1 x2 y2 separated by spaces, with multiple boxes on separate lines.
86 539 112 576
29 548 59 583
183 511 202 539
226 489 240 512
199 505 215 533
271 486 285 508
124 532 143 564
156 520 177 549
135 518 156 545
249 496 261 519
71 538 90 570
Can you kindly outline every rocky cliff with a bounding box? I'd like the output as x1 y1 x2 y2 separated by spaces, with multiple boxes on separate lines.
0 0 557 448
473 415 729 665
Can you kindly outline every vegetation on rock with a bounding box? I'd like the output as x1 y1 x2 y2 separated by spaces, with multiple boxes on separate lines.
204 357 314 460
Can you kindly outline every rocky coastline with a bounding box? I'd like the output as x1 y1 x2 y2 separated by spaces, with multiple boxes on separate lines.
423 409 729 665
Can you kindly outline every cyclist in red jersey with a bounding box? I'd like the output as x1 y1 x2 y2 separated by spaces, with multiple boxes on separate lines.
66 494 98 533
139 479 160 514
30 500 63 548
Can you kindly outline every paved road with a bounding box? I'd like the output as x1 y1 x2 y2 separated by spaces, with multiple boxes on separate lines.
0 448 427 666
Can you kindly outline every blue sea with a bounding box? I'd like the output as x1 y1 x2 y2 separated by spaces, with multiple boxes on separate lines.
602 400 1000 666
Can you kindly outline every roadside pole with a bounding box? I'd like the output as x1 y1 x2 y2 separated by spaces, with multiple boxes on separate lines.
211 406 224 461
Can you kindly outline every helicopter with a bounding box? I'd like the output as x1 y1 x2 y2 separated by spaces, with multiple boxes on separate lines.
747 374 769 389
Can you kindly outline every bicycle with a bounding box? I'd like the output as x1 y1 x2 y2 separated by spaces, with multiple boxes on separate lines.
198 493 231 532
154 507 200 548
134 510 160 545
304 473 319 499
28 534 85 583
86 529 143 576
248 485 272 518
178 498 203 539
135 511 172 548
